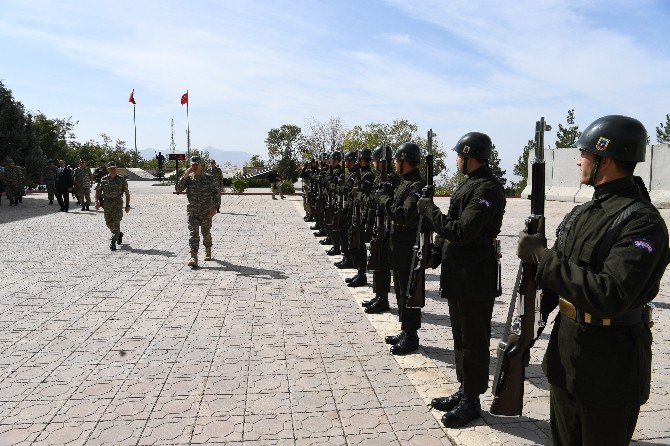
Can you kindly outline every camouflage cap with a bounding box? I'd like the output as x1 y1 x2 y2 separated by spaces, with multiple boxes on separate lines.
190 156 202 164
107 161 117 167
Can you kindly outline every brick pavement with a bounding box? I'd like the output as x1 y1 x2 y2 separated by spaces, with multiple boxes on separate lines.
0 183 668 445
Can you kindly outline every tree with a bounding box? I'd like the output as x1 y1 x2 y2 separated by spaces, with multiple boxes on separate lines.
656 114 670 143
248 154 266 168
489 144 507 186
33 112 78 164
555 109 581 148
266 124 306 182
510 139 533 196
304 117 347 159
341 119 448 178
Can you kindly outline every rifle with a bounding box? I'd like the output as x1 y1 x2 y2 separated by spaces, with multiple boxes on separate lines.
334 172 344 231
490 117 551 416
349 153 363 251
367 144 388 271
324 163 334 230
406 131 434 309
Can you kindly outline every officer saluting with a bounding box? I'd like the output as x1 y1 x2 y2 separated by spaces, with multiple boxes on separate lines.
518 115 670 445
418 132 506 427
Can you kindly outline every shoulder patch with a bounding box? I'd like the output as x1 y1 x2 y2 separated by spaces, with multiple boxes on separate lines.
631 238 654 253
478 198 491 208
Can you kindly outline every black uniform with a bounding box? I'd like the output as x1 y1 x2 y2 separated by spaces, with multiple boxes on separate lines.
349 166 375 279
377 168 425 333
55 166 74 212
538 176 669 445
423 165 506 397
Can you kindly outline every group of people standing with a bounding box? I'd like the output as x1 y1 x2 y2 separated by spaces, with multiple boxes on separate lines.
302 115 669 445
0 158 24 206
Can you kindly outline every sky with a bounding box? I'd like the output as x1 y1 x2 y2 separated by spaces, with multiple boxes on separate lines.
1 0 669 176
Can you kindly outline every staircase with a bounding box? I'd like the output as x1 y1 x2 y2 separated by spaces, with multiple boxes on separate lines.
124 168 156 181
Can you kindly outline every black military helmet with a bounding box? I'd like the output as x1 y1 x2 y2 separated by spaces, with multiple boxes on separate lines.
331 151 342 161
573 115 647 162
373 144 394 160
454 132 493 160
359 148 373 160
394 142 422 165
344 151 357 161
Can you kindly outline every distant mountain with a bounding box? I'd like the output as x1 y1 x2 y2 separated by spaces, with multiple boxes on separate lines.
140 147 254 166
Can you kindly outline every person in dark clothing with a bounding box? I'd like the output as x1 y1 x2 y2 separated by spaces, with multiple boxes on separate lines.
55 160 74 212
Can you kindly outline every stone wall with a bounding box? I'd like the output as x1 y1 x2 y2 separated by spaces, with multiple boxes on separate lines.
521 143 670 208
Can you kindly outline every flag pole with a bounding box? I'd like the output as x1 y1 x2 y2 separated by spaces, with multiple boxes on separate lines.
186 89 190 160
133 102 138 166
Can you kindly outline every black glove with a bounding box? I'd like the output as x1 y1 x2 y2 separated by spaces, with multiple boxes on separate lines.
540 290 559 321
422 184 435 198
382 181 394 196
427 249 442 269
517 219 547 265
417 197 435 216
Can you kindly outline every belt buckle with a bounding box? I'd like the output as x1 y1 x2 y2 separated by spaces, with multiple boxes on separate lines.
559 298 576 320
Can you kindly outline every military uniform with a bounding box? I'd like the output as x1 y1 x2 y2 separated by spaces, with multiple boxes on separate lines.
335 155 357 268
74 165 93 210
346 152 375 287
93 165 107 185
96 172 129 249
209 163 224 212
175 158 221 266
44 162 57 204
517 115 670 445
377 143 425 354
3 161 23 206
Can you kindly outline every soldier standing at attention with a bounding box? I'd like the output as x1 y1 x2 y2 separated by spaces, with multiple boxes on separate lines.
209 159 224 212
517 115 669 446
74 159 93 211
376 143 425 355
95 161 130 251
175 156 221 268
418 132 506 428
44 159 57 205
93 160 107 185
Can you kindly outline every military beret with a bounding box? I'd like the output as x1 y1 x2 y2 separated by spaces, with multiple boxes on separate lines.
190 156 202 164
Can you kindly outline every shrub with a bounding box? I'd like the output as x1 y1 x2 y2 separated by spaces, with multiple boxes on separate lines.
231 175 248 193
247 178 271 188
280 180 295 194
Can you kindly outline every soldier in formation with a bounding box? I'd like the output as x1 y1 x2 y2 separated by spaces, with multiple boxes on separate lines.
3 158 23 206
44 159 57 205
300 160 314 221
175 156 221 268
74 159 93 211
209 159 224 212
418 132 507 427
95 161 131 250
517 115 669 445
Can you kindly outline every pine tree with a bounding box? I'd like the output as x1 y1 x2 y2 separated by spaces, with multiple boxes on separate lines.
489 144 507 186
657 114 670 144
511 139 533 195
555 109 581 148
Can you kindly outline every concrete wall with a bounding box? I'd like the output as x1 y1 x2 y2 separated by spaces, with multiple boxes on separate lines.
521 143 670 208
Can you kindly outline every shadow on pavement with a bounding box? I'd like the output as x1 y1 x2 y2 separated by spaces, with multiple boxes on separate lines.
0 198 66 224
204 259 288 280
488 418 552 444
218 212 255 217
119 245 177 257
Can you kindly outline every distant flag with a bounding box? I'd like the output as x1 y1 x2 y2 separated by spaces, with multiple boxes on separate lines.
128 89 136 104
129 89 138 162
180 91 188 105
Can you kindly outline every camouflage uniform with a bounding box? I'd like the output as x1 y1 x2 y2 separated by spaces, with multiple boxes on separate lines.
45 164 57 203
74 166 92 208
209 164 224 212
3 163 23 205
175 171 221 259
93 166 107 185
96 175 129 243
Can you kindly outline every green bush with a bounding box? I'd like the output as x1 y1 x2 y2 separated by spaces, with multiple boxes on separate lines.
280 180 295 194
231 176 248 193
248 178 271 188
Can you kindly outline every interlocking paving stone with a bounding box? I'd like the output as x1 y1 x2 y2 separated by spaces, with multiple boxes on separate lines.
0 184 667 445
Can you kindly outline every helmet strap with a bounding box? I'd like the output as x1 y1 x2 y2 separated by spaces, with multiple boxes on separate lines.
461 155 469 176
588 156 603 186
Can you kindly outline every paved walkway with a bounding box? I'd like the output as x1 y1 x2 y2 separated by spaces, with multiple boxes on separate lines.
0 183 668 445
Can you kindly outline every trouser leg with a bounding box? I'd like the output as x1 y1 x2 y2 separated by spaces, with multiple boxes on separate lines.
104 207 122 241
188 213 200 252
83 187 91 206
47 185 55 202
201 214 213 248
393 269 421 331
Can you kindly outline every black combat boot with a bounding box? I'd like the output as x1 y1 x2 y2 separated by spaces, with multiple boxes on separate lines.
347 273 367 287
431 390 464 412
441 395 481 428
326 246 341 256
345 274 359 284
336 257 355 269
49 200 53 205
314 229 327 237
384 331 405 345
310 224 320 230
390 331 419 355
117 232 124 244
362 295 379 307
365 294 390 313
110 240 117 251
9 199 15 206
81 205 86 211
319 237 332 245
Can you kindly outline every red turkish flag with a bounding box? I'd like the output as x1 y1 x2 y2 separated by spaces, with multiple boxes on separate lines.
128 89 136 104
180 92 188 105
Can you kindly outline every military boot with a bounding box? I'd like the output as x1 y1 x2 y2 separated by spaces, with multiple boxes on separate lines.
117 232 124 244
345 274 359 284
441 395 481 428
365 294 390 314
319 237 332 245
204 247 213 261
347 273 367 287
431 390 464 412
335 256 355 269
188 251 198 268
314 229 327 237
326 246 341 256
385 331 405 345
110 240 117 251
49 200 53 205
390 331 419 355
81 205 86 211
310 224 320 230
362 295 379 308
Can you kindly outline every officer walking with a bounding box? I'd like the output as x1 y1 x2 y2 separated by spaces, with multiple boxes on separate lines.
517 115 670 445
175 156 221 268
418 132 506 427
44 159 57 205
95 161 131 250
74 159 93 211
55 160 73 212
376 143 425 355
2 159 22 206
209 159 224 212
